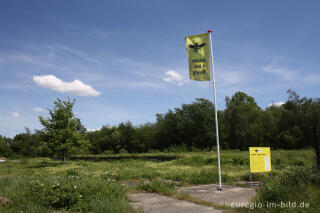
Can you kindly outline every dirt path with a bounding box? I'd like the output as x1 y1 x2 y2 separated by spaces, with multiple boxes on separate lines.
180 184 256 206
130 193 222 213
130 184 256 212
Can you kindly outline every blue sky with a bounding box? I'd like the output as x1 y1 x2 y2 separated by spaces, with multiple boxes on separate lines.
1 0 320 137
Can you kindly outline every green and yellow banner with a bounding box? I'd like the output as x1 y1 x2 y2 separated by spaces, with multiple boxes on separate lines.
185 33 211 81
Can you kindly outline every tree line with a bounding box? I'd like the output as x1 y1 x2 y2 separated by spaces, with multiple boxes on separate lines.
1 90 320 159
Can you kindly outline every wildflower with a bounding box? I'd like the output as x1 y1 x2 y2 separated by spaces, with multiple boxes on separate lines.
74 185 77 189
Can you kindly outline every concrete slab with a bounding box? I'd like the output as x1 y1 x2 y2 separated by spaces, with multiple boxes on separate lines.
129 193 222 213
180 184 256 207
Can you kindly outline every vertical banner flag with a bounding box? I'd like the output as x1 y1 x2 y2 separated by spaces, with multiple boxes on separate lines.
185 31 222 190
185 33 211 81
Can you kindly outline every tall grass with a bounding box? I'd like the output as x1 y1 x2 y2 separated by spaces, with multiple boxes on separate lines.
0 174 128 212
255 167 320 212
0 149 317 212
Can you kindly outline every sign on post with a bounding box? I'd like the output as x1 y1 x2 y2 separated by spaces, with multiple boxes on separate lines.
249 147 272 173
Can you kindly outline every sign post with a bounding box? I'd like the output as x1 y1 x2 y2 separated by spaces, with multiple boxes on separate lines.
249 147 272 185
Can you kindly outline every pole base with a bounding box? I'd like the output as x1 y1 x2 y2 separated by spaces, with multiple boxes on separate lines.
217 186 223 191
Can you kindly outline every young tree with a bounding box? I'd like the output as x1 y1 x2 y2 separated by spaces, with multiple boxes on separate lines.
39 98 89 162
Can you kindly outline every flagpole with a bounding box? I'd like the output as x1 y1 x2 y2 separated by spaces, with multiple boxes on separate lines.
208 30 222 190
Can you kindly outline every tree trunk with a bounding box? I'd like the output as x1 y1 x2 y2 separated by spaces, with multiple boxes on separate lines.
63 151 66 164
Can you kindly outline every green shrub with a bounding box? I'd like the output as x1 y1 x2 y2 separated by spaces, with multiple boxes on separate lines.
256 167 320 212
102 150 114 155
118 148 129 154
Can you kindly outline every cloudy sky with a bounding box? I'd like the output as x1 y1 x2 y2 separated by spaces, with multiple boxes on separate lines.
1 0 319 137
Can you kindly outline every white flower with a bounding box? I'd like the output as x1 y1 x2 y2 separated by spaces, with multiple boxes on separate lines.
74 186 77 189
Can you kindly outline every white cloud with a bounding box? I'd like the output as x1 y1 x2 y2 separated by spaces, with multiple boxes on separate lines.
268 101 285 107
33 107 45 112
163 70 188 86
12 112 20 118
86 127 101 132
33 75 101 96
263 63 299 81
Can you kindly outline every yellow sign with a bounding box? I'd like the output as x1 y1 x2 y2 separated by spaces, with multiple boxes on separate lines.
249 147 272 173
185 33 211 81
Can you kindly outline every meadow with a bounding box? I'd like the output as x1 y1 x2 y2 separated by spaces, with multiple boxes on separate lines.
0 149 319 212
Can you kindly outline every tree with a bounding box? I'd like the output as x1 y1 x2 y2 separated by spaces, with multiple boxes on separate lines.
117 121 136 153
10 127 41 157
155 98 216 150
0 135 13 157
224 91 263 149
39 98 89 162
86 125 120 154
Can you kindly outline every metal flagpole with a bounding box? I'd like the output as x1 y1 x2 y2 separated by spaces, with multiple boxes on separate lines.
208 30 222 190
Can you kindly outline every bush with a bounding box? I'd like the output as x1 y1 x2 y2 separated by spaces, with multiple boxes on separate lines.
102 150 114 155
118 148 129 154
255 167 320 212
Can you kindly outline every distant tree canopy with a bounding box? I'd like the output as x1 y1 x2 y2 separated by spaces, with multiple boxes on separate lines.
155 98 215 150
0 135 13 157
2 90 320 159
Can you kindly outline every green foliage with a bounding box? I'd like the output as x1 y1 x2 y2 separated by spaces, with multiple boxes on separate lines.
6 90 320 158
0 135 13 157
39 98 89 161
0 150 318 212
256 167 320 212
0 174 128 212
164 143 189 153
155 98 216 150
10 127 47 157
224 91 263 149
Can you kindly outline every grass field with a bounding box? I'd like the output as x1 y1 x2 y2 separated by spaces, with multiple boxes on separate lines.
0 149 319 212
